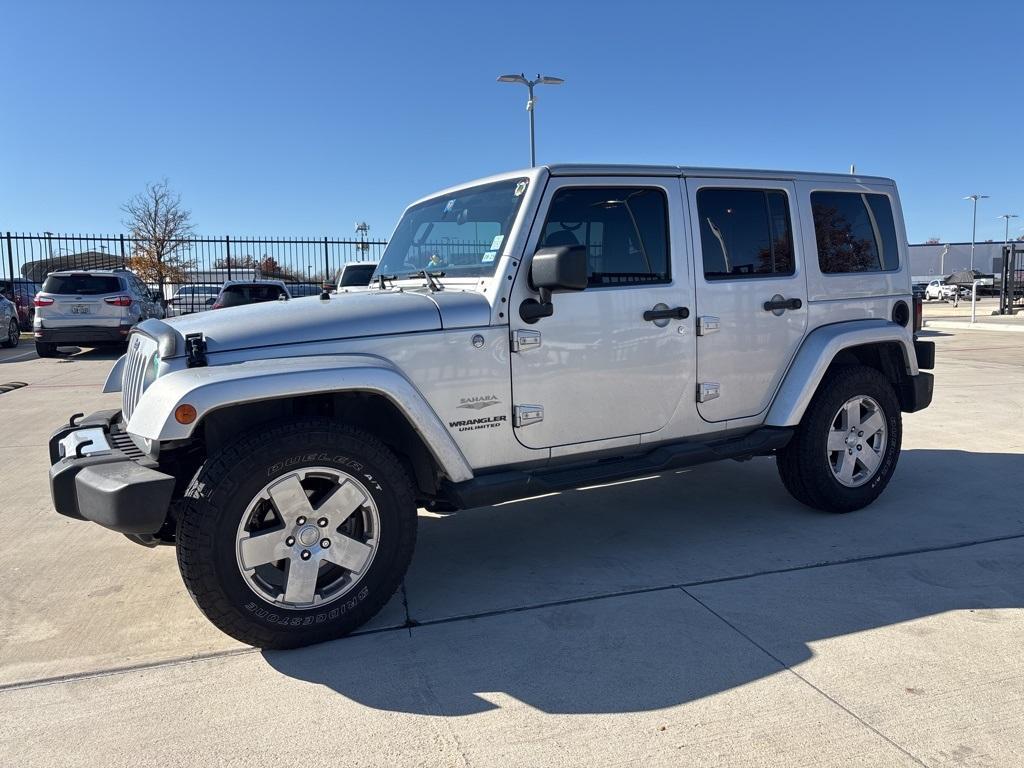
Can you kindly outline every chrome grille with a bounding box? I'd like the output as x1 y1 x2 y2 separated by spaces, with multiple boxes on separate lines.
121 333 156 422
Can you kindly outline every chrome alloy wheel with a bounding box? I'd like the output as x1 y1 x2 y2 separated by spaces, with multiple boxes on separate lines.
827 395 888 488
235 467 380 608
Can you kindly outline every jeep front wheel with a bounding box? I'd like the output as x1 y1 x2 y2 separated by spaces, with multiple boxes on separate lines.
776 365 902 513
176 420 417 648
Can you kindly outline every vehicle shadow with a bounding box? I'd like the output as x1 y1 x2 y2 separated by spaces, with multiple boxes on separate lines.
262 448 1024 715
52 346 123 361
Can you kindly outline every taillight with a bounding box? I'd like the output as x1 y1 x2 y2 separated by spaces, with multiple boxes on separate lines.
913 295 923 333
34 295 54 307
104 296 133 307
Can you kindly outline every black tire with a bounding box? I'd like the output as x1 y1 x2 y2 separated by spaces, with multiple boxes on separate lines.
176 419 417 649
1 319 18 348
776 365 902 513
35 341 57 357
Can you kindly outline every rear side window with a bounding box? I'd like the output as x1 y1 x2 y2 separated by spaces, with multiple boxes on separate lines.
697 188 794 279
42 274 122 295
219 284 286 306
811 191 899 273
541 187 670 287
339 265 376 287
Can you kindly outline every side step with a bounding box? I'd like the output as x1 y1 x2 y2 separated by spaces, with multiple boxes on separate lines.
441 427 793 510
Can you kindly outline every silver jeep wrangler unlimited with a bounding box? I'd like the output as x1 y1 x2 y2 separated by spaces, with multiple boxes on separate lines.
49 165 934 648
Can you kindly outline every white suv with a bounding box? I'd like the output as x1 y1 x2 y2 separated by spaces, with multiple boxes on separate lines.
924 280 956 301
49 164 934 648
33 269 164 357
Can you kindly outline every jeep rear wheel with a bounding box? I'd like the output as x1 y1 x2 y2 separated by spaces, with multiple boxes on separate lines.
776 365 902 513
176 419 417 648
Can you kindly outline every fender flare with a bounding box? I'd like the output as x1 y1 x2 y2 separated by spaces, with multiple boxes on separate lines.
126 354 473 483
765 320 918 427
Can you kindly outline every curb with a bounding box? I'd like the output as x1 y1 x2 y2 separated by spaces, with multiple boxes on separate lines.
924 319 1024 333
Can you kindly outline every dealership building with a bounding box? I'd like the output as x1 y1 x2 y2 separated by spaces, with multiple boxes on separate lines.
909 241 1020 280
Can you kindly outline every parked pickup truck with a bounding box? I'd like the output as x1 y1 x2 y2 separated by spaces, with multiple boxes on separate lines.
48 165 934 648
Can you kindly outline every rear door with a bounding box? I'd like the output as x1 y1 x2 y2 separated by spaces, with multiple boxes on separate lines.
685 178 808 422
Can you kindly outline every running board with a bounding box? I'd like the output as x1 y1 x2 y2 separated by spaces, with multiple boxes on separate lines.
440 427 793 510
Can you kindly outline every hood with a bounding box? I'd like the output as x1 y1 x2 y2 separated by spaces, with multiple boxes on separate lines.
142 288 491 357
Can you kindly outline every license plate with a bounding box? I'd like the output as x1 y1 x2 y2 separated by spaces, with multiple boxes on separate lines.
71 304 90 314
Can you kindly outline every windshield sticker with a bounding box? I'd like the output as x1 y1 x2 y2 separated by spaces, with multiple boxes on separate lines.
443 199 456 215
481 250 497 263
514 180 528 197
490 234 504 250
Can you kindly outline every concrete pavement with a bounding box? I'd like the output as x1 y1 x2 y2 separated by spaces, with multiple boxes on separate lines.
1 331 1022 766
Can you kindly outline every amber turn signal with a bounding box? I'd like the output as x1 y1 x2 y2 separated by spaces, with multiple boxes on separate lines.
174 404 198 424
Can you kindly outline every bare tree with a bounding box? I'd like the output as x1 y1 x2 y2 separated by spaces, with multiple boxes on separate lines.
122 180 195 294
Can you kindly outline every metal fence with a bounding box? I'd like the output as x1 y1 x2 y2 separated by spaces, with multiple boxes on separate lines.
2 232 388 298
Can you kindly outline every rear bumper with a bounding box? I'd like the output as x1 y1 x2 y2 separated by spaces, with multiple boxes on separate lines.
35 325 130 344
899 372 934 414
48 411 174 535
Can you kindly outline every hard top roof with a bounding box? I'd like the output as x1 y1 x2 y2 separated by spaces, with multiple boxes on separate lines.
545 163 895 185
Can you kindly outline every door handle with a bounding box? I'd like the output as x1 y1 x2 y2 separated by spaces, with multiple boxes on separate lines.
643 306 690 322
763 297 802 312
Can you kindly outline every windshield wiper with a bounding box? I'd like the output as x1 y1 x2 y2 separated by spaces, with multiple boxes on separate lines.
375 270 445 291
416 270 445 292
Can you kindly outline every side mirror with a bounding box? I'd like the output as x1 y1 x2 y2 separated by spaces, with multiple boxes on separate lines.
520 245 588 323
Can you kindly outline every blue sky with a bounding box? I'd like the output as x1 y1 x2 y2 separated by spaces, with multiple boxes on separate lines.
2 0 1022 244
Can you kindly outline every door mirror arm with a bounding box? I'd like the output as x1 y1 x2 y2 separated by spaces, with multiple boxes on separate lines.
519 245 587 324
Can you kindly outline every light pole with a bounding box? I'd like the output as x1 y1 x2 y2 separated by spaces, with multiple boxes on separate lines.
497 73 564 167
998 213 1018 247
963 194 989 273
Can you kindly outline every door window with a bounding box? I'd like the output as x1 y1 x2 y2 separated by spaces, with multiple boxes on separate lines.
541 187 670 287
697 188 795 280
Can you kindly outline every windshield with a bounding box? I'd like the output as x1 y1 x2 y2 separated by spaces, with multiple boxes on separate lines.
375 177 529 279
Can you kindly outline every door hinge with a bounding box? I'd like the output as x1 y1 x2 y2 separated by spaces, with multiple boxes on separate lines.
513 404 544 427
697 316 720 336
697 382 720 403
511 329 542 353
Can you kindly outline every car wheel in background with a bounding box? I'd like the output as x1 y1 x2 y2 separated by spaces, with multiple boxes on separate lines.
35 341 58 358
1 319 19 348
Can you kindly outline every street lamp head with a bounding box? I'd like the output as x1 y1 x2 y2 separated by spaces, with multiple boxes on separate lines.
497 74 528 85
963 194 990 201
537 76 564 85
998 213 1019 220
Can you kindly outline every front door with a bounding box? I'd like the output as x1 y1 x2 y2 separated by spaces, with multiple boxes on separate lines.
685 178 808 422
510 177 694 449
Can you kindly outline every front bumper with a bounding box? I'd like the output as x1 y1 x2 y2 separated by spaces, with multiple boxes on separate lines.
35 326 130 344
48 411 174 535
